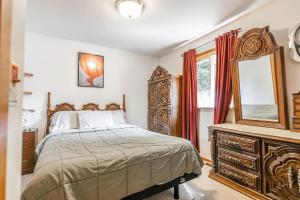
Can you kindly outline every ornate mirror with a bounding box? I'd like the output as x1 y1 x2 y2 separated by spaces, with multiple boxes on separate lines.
232 27 289 129
289 23 300 62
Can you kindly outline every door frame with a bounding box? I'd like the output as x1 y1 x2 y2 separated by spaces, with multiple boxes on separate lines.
0 0 13 198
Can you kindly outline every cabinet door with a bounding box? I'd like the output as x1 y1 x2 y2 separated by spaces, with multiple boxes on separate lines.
148 108 170 134
262 140 300 200
148 80 170 108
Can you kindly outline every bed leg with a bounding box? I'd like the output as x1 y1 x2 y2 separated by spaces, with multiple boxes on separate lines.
174 185 179 199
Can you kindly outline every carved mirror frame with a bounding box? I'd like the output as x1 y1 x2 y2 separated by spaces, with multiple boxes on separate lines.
232 26 289 129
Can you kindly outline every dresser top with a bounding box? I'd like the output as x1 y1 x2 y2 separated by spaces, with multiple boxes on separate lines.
210 123 300 143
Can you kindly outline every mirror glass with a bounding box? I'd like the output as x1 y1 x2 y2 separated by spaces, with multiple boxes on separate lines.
238 55 279 121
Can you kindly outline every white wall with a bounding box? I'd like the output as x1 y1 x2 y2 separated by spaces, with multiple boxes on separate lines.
159 0 300 160
24 32 158 140
6 0 27 199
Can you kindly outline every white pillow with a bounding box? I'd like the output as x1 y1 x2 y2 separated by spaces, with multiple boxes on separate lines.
112 110 126 124
78 111 114 129
50 111 79 131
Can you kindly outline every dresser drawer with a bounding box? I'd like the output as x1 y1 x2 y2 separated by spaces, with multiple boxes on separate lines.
22 159 34 169
23 151 34 158
293 117 300 129
216 131 259 155
294 97 300 104
23 142 35 154
22 160 34 174
293 96 300 116
218 147 260 172
22 168 34 175
22 153 34 161
294 104 300 111
218 161 261 191
23 132 35 140
23 140 35 148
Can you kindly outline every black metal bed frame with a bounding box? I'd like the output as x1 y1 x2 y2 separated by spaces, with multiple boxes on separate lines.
122 173 198 200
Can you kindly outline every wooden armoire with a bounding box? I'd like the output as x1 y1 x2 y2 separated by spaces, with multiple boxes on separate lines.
148 66 182 137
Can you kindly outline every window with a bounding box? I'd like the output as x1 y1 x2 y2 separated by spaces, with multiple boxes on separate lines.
196 49 216 108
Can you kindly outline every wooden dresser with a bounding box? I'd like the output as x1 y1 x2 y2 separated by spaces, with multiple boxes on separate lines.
209 124 300 200
293 93 300 132
148 66 182 137
22 129 37 175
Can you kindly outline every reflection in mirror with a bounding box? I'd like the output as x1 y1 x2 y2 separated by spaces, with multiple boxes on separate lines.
238 55 278 122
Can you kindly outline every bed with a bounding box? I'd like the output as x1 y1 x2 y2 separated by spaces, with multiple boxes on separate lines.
22 92 203 200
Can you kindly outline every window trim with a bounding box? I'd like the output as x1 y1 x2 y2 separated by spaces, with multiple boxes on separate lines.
196 48 216 62
196 48 216 108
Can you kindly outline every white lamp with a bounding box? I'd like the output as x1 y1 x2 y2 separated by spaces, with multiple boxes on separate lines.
22 109 34 130
116 0 144 19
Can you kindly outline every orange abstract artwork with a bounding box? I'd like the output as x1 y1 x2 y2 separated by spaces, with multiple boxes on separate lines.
78 52 104 87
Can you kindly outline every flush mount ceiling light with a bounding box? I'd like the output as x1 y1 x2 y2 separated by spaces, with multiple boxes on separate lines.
116 0 144 19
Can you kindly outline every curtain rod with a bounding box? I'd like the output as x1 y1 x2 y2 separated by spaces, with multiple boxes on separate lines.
180 28 242 57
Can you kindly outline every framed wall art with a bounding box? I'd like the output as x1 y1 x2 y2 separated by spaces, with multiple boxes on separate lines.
78 52 104 88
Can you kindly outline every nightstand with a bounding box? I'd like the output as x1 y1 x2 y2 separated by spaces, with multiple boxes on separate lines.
22 128 37 175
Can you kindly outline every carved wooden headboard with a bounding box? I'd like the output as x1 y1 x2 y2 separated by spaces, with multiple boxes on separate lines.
46 92 126 135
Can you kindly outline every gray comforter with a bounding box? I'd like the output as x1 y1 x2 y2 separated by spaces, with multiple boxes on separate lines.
22 124 203 200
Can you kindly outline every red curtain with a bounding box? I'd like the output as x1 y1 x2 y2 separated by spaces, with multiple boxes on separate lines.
214 30 239 124
182 49 199 150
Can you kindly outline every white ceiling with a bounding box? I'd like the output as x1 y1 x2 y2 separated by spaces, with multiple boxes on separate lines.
27 0 259 56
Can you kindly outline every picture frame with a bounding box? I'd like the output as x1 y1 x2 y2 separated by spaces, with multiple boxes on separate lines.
78 52 104 88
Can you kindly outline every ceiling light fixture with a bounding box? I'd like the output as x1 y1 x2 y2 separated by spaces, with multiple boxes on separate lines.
116 0 144 19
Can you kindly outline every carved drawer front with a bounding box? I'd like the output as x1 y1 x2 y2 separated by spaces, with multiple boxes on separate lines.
263 140 300 200
148 80 170 108
218 147 259 172
293 117 300 129
148 108 170 134
218 161 261 191
217 131 259 155
293 95 300 117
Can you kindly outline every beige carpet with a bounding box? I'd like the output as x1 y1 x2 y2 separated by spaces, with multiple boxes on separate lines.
22 165 251 200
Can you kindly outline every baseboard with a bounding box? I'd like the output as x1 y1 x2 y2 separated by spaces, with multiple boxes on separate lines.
201 156 212 167
208 172 271 200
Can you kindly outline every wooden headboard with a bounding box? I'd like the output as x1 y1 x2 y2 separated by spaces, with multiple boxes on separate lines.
46 92 126 135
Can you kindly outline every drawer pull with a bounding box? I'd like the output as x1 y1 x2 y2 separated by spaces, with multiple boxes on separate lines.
228 156 241 163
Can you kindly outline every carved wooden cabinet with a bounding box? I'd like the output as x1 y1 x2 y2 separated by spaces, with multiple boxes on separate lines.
148 66 182 137
209 124 300 200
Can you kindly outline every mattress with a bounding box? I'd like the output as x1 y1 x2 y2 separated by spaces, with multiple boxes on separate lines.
22 124 203 200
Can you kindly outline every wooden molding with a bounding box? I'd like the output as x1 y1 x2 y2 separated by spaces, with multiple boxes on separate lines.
0 0 13 198
196 48 216 61
201 156 212 166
